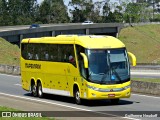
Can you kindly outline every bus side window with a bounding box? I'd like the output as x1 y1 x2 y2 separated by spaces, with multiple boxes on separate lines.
49 44 58 62
67 45 76 67
21 44 28 59
27 44 34 60
44 44 49 61
34 44 40 60
59 45 67 62
76 45 86 78
59 44 76 66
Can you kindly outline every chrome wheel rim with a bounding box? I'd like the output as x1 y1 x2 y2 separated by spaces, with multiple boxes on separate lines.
76 91 80 102
38 85 42 96
32 85 36 96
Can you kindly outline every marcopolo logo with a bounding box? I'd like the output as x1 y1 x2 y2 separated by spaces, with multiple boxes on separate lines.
25 63 41 69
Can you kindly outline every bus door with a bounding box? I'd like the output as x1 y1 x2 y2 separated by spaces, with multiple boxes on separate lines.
57 63 70 95
66 62 79 96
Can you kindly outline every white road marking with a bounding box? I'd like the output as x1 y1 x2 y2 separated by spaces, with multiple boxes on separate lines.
0 92 138 120
14 84 22 87
132 94 160 99
0 73 20 78
131 72 160 75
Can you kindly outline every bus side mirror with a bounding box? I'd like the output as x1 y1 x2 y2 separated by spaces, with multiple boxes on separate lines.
80 52 88 68
127 52 136 66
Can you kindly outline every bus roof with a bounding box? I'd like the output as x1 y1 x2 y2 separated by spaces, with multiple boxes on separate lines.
21 35 125 49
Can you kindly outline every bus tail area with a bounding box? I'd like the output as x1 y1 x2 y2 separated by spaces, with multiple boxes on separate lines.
21 35 136 105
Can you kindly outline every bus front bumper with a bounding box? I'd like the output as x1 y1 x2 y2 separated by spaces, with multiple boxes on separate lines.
83 88 131 100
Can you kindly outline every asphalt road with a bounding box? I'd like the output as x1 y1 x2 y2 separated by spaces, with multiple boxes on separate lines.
0 73 160 120
0 23 82 32
131 70 160 78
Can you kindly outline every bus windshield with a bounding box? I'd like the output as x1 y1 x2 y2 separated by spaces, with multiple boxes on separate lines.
86 48 130 84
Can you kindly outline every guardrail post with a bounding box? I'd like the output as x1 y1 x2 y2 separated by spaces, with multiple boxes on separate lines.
20 34 23 41
86 28 89 35
52 31 55 36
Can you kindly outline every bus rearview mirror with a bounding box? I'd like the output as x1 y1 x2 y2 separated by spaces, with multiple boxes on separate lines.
127 52 136 66
80 53 88 68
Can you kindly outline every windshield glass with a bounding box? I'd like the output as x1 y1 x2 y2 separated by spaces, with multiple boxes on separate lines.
86 48 129 84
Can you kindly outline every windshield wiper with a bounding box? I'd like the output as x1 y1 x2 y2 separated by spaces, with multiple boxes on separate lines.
111 66 122 84
100 69 110 84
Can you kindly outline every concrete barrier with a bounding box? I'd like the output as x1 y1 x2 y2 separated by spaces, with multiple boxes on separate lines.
0 64 20 75
131 80 160 96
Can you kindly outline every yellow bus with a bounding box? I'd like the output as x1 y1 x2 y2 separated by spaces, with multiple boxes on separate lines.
20 35 136 104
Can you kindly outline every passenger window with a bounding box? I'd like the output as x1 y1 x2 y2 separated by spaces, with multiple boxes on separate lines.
58 44 76 67
27 44 34 60
21 44 28 59
33 44 40 60
49 44 58 62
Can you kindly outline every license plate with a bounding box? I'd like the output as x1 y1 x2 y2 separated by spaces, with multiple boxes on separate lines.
108 94 115 97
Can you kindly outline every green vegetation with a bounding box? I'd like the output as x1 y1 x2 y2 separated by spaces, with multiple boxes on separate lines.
119 24 160 63
0 37 20 66
132 78 160 83
0 106 17 111
0 106 53 120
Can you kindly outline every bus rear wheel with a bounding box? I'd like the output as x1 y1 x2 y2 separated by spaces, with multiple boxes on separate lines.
74 88 81 105
31 83 37 97
110 99 119 105
37 82 43 98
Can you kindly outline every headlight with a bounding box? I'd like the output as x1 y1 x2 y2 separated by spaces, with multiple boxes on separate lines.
87 85 99 91
123 85 130 90
87 85 130 92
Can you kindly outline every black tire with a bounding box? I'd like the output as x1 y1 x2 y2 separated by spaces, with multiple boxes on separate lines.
37 82 43 98
110 99 119 105
74 88 81 105
31 83 37 97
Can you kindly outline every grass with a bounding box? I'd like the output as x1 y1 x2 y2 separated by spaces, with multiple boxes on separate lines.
0 106 18 111
0 38 20 66
132 78 160 83
119 24 160 64
0 106 54 120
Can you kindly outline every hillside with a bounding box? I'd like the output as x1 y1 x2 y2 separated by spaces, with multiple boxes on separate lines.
0 24 160 65
119 24 160 64
0 38 20 66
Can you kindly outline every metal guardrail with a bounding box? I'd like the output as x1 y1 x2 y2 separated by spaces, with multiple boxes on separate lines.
131 64 160 70
124 22 160 27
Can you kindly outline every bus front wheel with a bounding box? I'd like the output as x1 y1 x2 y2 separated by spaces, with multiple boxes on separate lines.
37 82 43 98
74 88 81 105
31 83 37 97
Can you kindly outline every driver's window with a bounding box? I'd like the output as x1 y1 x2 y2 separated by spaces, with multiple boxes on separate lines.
76 45 87 79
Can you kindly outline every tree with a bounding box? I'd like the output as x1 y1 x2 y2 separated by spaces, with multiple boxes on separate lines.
39 0 69 23
69 0 94 22
0 0 11 25
124 2 143 23
90 1 103 23
39 0 51 23
0 0 40 25
102 0 124 23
